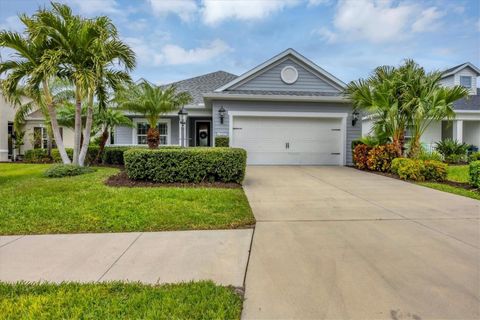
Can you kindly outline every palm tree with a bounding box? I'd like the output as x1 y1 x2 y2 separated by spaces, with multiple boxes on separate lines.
405 71 468 157
31 3 135 166
345 65 409 157
118 81 192 148
0 16 71 164
95 108 133 162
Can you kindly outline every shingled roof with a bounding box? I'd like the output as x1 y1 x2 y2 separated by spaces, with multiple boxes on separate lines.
163 71 237 105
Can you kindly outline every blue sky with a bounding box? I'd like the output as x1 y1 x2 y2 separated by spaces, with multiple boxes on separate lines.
1 0 479 85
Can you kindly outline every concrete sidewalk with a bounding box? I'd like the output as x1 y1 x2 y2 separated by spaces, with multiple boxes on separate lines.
0 229 253 287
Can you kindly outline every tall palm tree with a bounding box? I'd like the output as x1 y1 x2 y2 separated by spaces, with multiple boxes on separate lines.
118 81 192 148
31 3 135 166
0 16 71 164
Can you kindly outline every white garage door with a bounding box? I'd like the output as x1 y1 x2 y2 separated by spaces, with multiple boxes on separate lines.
231 116 343 165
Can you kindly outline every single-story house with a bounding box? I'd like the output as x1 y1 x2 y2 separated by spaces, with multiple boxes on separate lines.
112 48 359 165
362 62 480 151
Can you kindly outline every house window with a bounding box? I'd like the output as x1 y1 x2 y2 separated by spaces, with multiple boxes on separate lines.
33 127 62 149
460 76 472 88
33 127 48 149
137 122 168 145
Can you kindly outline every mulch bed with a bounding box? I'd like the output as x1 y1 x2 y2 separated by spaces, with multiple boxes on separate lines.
105 171 242 189
362 168 478 192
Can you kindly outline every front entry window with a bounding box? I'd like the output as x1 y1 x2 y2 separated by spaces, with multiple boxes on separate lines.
137 122 168 145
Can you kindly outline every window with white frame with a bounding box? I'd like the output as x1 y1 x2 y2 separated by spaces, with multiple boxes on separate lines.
33 127 62 149
460 76 472 88
136 122 168 145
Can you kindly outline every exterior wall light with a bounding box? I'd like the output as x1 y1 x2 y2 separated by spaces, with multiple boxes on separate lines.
352 110 360 127
218 106 226 124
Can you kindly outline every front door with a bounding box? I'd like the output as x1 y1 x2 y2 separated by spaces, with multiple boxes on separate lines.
196 121 211 147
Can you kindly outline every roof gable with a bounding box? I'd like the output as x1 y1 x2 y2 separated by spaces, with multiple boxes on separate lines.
214 48 346 93
441 62 480 78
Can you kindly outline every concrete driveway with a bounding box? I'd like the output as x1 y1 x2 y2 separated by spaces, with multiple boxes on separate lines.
242 166 480 320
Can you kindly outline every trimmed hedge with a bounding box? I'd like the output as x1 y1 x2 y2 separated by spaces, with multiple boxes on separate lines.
102 147 131 165
44 164 94 178
469 161 480 188
469 152 480 163
391 158 447 182
215 136 229 147
124 147 247 184
24 149 51 163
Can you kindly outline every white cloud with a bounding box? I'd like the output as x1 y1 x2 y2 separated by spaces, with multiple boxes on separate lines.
412 7 445 32
315 0 447 44
312 27 337 43
0 16 24 32
64 0 121 15
124 37 231 66
333 0 415 43
201 0 300 25
160 39 232 65
148 0 198 22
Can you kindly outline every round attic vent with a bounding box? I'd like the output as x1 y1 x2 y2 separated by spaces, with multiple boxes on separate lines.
281 65 298 84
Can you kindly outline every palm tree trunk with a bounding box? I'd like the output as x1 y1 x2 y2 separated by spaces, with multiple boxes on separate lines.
43 80 70 164
147 127 160 149
95 126 109 163
79 91 94 166
73 86 82 165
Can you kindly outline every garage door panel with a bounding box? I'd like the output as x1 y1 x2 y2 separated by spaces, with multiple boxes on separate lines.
232 115 343 165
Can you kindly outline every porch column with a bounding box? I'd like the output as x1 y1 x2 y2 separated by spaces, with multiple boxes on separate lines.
453 120 463 142
179 116 188 147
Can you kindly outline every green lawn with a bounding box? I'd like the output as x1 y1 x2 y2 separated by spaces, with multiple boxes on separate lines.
446 165 469 183
0 164 254 235
0 281 242 320
418 182 480 201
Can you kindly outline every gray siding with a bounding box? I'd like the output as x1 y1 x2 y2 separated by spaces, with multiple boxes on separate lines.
115 125 133 144
114 116 180 145
232 58 340 93
212 100 360 165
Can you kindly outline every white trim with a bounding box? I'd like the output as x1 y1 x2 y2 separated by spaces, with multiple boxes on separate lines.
214 48 346 92
132 118 171 146
228 111 348 166
0 149 8 152
194 120 212 147
441 62 480 78
455 110 480 113
204 93 349 103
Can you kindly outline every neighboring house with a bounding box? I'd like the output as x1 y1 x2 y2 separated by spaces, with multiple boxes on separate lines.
0 94 15 161
112 48 359 165
362 62 480 150
0 93 75 160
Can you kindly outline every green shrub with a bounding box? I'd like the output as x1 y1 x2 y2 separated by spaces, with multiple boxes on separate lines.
469 152 480 163
215 136 229 147
51 146 100 164
124 147 247 184
391 158 425 181
44 164 94 178
469 161 480 188
422 160 447 181
366 144 397 172
353 144 371 170
391 158 447 182
24 149 52 163
102 147 131 165
416 149 443 162
435 139 468 163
